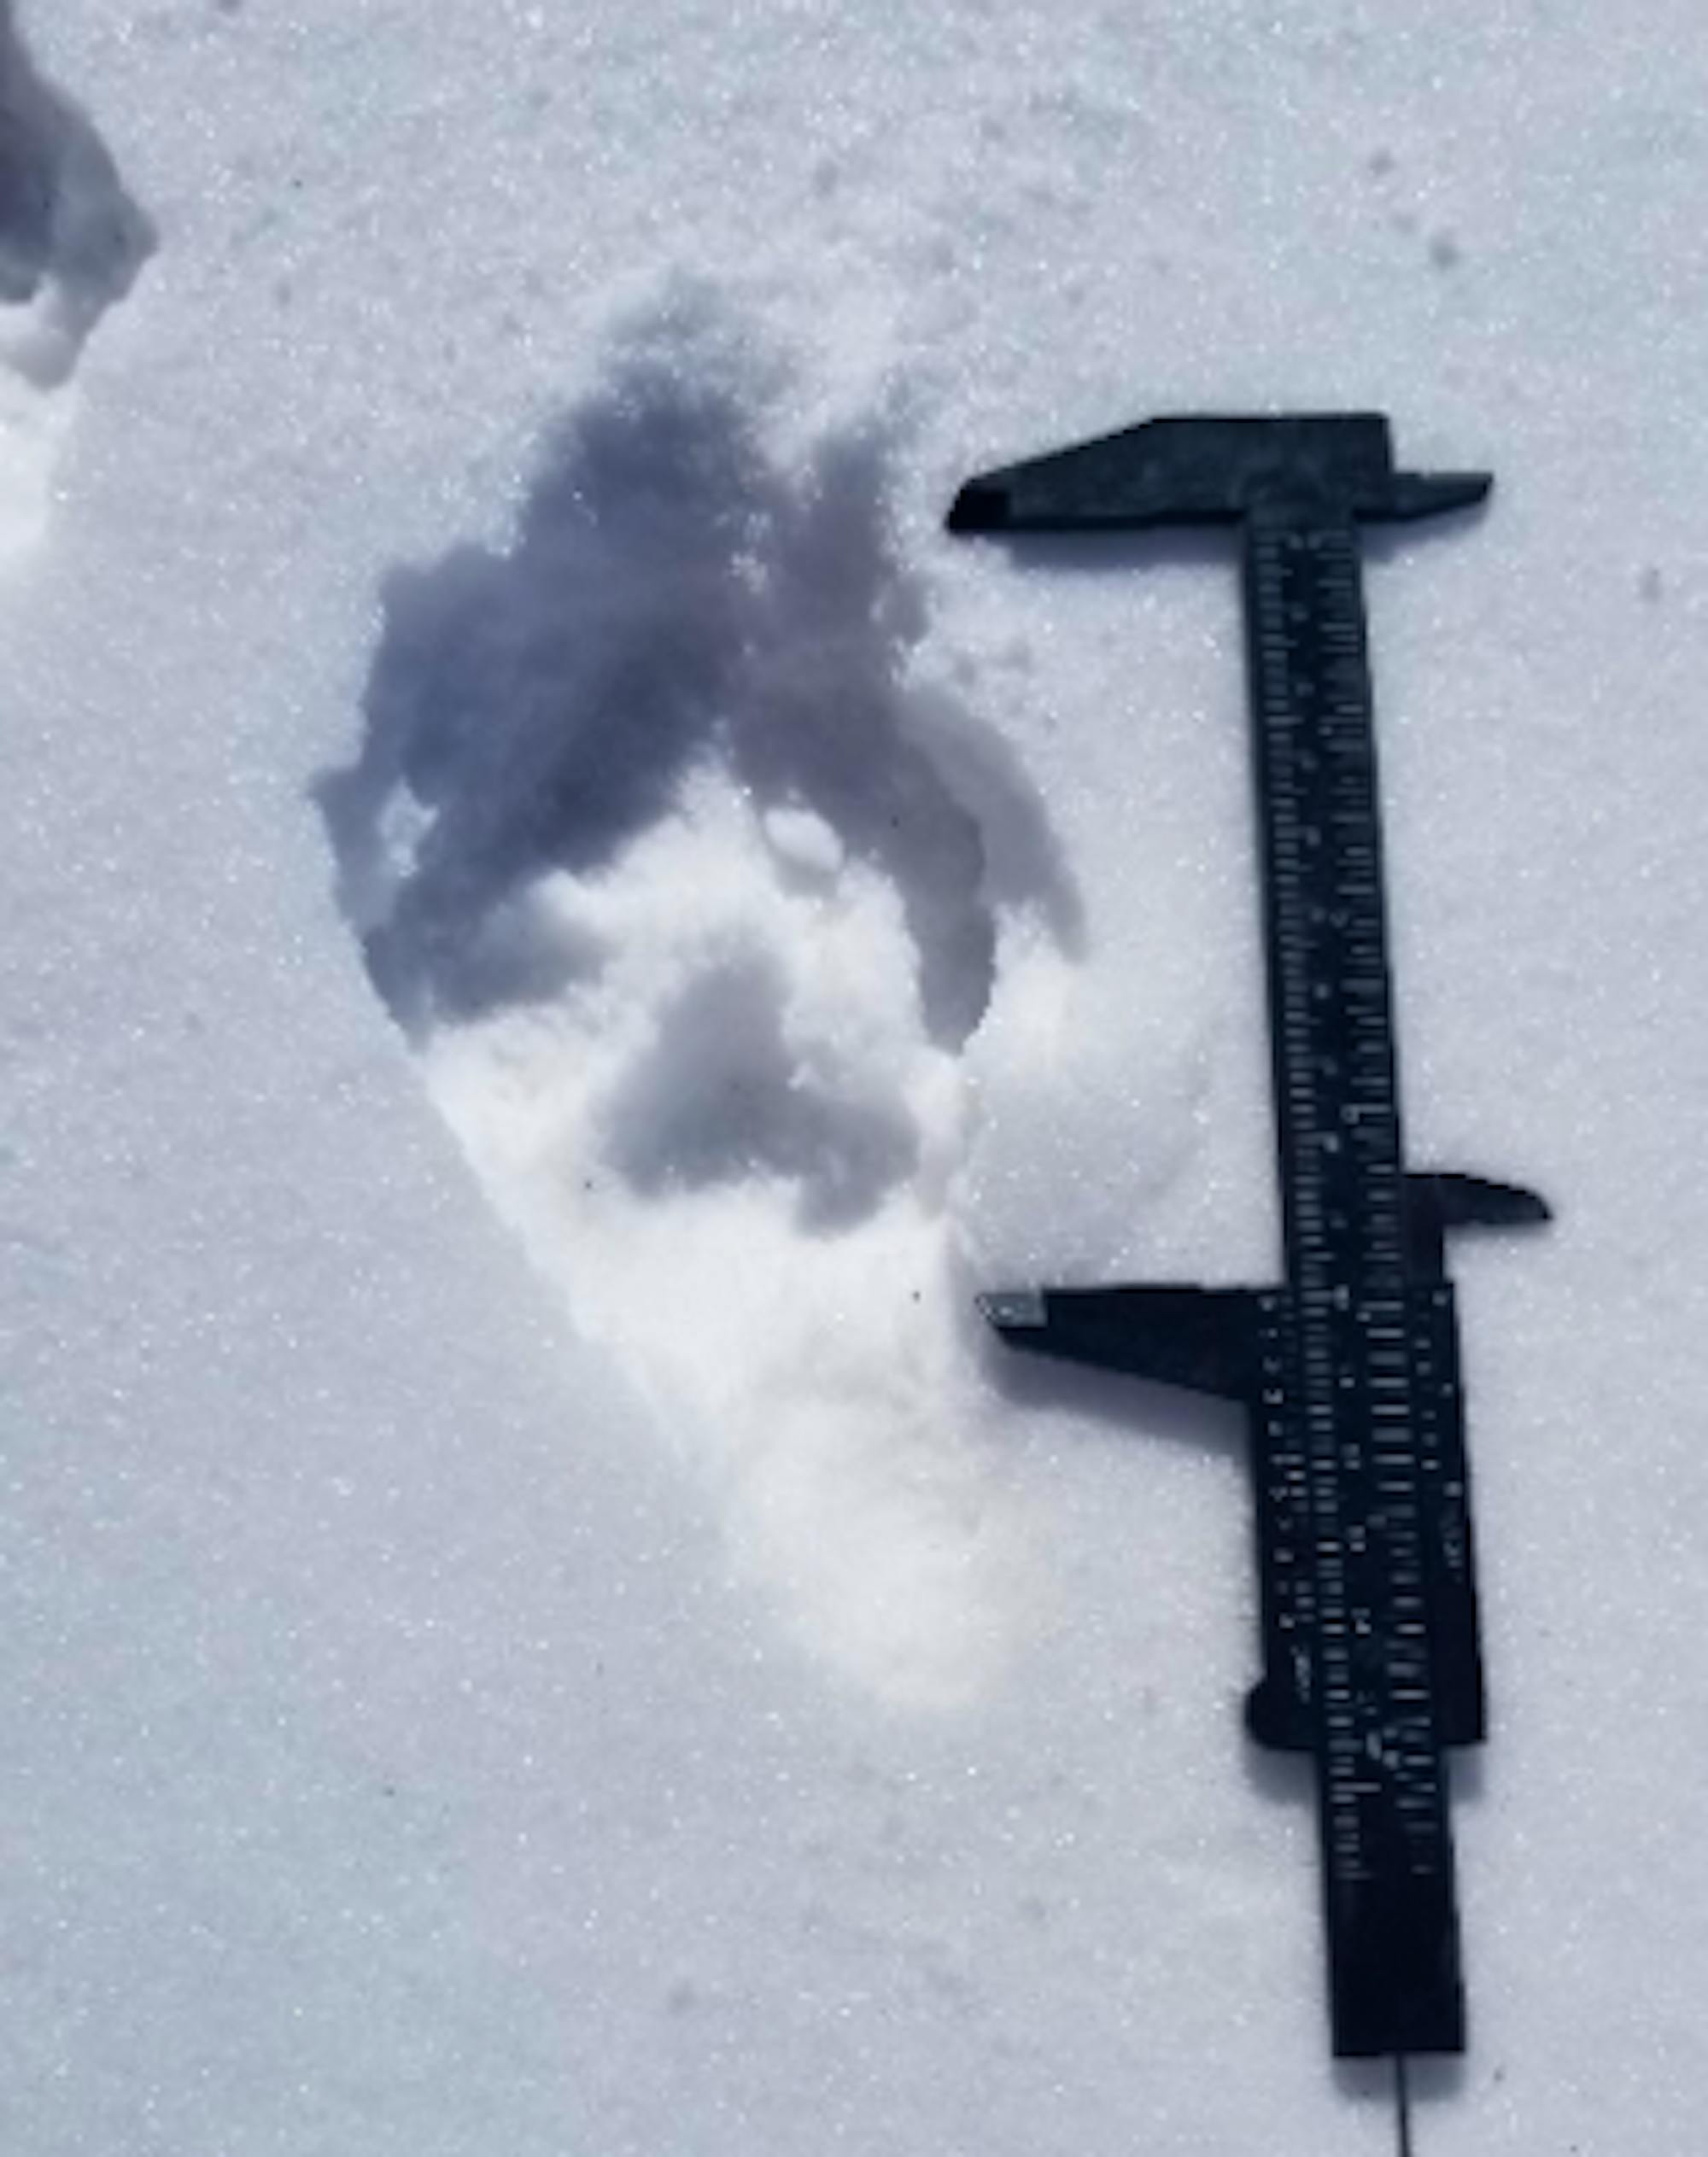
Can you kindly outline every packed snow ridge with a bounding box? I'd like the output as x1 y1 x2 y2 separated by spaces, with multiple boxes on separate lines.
321 286 1085 1707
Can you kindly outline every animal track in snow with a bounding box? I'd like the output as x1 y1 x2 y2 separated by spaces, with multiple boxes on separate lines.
320 285 1082 1706
0 3 155 558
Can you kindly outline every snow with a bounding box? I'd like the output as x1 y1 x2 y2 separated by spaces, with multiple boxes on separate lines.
4 1 1708 2151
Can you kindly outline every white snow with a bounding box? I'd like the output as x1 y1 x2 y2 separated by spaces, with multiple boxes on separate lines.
5 1 1708 2152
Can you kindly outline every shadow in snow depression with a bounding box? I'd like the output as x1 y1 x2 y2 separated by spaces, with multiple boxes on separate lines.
319 290 1081 1703
603 952 921 1235
0 0 154 388
319 295 1079 1061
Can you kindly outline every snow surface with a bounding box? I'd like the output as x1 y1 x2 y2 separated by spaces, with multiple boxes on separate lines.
4 2 1708 2151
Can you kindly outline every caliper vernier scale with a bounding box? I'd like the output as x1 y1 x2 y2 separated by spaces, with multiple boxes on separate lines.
947 415 1548 2086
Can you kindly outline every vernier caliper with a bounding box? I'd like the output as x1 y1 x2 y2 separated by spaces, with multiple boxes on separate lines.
949 414 1547 2140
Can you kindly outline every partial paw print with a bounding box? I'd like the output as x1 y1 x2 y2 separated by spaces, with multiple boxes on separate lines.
320 285 1081 1705
0 3 154 557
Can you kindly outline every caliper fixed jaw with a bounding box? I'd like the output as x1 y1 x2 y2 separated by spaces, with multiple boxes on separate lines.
946 412 1488 534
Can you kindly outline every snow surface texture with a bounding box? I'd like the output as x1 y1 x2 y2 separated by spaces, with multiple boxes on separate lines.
321 289 1084 1708
9 1 1708 2153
